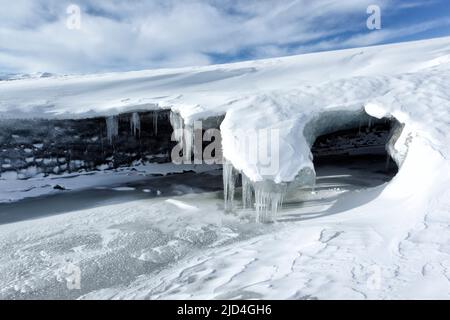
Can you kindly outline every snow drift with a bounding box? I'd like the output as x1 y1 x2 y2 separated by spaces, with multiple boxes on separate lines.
1 37 450 299
1 37 450 221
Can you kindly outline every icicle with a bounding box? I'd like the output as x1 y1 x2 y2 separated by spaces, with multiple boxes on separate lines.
183 124 194 162
169 111 193 162
153 110 158 136
253 181 287 223
223 159 238 212
106 116 119 144
130 112 141 137
241 174 253 209
170 111 183 142
368 117 372 130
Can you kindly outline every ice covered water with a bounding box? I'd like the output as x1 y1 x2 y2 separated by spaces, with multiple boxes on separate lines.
106 116 119 144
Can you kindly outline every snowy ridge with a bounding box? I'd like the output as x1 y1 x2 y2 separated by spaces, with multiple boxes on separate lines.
1 37 450 187
1 37 450 298
1 37 450 217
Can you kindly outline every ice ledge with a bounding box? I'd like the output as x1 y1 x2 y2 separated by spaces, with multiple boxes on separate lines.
172 103 407 222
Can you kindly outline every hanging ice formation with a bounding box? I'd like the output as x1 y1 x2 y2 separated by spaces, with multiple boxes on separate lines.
106 116 119 144
153 111 158 136
253 181 287 223
170 111 183 142
184 124 193 162
169 112 289 223
130 112 141 137
223 159 239 212
169 111 193 162
241 174 253 209
223 158 287 223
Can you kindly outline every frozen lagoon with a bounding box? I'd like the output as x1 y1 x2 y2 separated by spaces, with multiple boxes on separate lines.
0 155 400 299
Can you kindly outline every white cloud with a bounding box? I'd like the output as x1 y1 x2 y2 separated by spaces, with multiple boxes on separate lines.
0 0 444 73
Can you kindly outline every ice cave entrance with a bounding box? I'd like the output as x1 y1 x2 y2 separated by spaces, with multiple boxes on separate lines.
0 109 400 225
230 112 400 223
310 115 399 176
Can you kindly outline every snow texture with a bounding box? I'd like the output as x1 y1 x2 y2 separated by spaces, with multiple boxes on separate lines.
2 36 449 185
1 37 450 298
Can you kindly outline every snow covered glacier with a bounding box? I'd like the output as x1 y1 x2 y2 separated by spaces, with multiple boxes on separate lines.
0 37 450 299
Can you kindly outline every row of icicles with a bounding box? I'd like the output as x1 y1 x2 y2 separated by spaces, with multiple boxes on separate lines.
170 111 287 223
105 112 159 144
223 160 287 223
169 112 283 222
106 111 286 223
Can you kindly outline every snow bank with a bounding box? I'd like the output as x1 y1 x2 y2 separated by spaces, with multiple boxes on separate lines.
1 37 450 219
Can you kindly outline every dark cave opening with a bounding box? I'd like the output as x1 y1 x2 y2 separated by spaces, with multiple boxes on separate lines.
279 116 401 217
310 117 399 188
0 109 404 223
0 111 178 178
0 109 400 206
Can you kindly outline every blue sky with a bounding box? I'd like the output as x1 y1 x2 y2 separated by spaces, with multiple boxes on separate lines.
0 0 449 74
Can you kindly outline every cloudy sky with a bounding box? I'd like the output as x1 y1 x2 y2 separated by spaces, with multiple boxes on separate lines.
1 0 449 74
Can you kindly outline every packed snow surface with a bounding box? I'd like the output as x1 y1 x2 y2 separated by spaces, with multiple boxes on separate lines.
1 37 450 299
0 152 448 299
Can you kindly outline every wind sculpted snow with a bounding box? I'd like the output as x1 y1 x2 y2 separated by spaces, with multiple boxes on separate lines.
0 37 450 298
1 36 450 184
